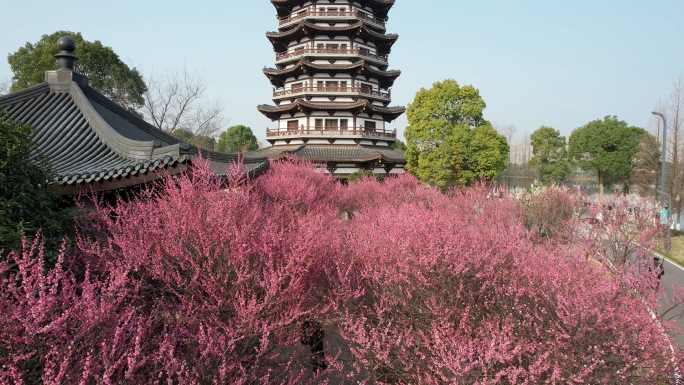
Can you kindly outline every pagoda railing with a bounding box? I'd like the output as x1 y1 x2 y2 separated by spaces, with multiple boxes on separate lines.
278 8 386 27
276 47 388 63
273 85 390 99
267 126 396 139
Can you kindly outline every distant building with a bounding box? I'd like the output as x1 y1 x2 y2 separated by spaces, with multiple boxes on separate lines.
255 0 407 178
0 38 269 197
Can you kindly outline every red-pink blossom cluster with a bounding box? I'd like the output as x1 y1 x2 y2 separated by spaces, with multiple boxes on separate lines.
0 159 681 384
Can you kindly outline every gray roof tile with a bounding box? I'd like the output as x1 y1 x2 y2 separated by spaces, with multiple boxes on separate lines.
0 82 270 191
251 144 406 163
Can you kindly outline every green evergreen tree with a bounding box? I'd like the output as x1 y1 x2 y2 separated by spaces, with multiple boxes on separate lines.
8 31 147 112
404 79 509 187
170 128 194 142
216 125 259 153
391 140 407 151
569 116 645 202
528 126 571 182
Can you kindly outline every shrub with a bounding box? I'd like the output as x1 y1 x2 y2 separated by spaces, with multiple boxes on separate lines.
0 159 680 384
335 182 675 383
516 181 579 239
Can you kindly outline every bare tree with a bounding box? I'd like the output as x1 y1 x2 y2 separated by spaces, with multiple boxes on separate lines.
668 74 684 227
628 100 668 199
0 77 10 96
629 131 661 199
495 124 518 180
522 131 532 165
648 99 666 144
142 65 228 138
495 124 517 166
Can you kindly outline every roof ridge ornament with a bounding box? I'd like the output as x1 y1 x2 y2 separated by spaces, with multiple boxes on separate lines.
46 37 88 90
54 37 79 71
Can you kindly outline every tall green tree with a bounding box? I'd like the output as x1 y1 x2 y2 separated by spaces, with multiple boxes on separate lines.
216 125 259 153
8 31 147 112
0 110 73 263
568 116 645 202
405 79 508 187
528 126 571 182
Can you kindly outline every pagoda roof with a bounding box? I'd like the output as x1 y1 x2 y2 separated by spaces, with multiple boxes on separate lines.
271 0 396 19
252 144 406 164
0 74 269 195
263 60 401 89
266 22 398 54
257 98 405 122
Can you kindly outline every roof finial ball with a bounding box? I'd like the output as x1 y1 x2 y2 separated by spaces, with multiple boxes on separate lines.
54 36 78 71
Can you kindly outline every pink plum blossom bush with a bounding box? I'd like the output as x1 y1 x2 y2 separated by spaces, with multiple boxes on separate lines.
1 159 682 384
515 181 580 240
335 181 680 384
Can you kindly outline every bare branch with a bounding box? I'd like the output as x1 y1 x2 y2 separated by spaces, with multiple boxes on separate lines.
0 77 10 96
142 64 228 138
664 74 684 225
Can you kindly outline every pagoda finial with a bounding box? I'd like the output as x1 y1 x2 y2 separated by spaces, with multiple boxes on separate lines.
54 37 78 71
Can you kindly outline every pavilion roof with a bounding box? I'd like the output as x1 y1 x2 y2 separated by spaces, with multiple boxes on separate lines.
271 0 396 18
0 74 269 195
263 60 400 89
257 98 405 122
266 22 398 54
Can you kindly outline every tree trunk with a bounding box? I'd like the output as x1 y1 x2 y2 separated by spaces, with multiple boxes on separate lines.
598 169 605 204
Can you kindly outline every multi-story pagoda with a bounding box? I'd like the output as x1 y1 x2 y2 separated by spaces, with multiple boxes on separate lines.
256 0 407 178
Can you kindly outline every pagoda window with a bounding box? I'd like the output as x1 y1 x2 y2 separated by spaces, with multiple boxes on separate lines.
327 8 338 16
317 43 324 53
287 120 299 131
340 81 348 91
315 119 324 130
325 119 339 130
360 83 372 94
326 44 340 53
294 46 305 55
326 81 339 91
364 121 377 132
291 83 303 93
358 47 370 57
340 119 349 130
317 81 324 91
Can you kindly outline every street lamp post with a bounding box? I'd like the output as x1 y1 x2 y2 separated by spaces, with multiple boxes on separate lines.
657 190 672 250
653 113 681 385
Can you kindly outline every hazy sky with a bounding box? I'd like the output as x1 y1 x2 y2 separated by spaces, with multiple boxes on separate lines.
1 0 682 144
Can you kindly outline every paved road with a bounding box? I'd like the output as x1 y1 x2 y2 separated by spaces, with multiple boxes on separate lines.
655 252 684 347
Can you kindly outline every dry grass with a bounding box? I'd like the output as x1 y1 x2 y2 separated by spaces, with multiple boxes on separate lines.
654 233 684 267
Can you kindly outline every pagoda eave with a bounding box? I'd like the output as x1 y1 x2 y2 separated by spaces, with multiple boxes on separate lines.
266 22 398 54
263 61 401 88
271 0 395 18
257 99 405 122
